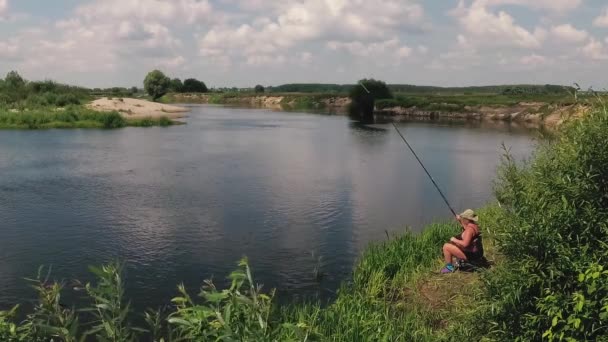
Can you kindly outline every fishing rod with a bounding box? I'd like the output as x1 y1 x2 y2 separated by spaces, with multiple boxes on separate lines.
391 123 457 217
357 81 457 217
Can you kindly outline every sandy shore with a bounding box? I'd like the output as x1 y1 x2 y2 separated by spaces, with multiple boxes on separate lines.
88 97 189 119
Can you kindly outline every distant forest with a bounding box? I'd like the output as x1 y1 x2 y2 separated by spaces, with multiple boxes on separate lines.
268 83 575 95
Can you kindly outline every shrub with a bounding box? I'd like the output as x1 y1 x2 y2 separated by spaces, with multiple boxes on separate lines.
158 116 172 126
183 78 208 93
485 105 608 340
348 78 392 121
102 111 126 129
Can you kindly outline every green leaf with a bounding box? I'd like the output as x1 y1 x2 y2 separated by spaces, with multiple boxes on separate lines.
167 318 192 326
204 292 228 303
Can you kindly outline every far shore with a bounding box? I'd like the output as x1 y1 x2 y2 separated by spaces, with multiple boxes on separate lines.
88 97 189 119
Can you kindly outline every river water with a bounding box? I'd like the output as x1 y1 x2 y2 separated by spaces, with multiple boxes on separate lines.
0 105 535 310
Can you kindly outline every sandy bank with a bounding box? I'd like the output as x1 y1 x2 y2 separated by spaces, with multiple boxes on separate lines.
88 97 189 119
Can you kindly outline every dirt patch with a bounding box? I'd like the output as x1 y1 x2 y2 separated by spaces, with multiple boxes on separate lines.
408 272 480 312
88 97 189 119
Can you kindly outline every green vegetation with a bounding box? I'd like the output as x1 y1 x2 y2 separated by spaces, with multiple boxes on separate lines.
144 70 171 101
349 79 393 121
0 106 173 129
268 83 574 96
1 77 606 339
0 72 90 109
182 78 208 93
375 93 580 113
169 78 184 93
0 222 471 341
255 84 265 93
481 104 608 340
90 87 141 98
0 71 175 129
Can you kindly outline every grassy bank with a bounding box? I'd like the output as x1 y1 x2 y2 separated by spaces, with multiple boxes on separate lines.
0 106 175 129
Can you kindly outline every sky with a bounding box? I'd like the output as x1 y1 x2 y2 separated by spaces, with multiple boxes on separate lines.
1 0 608 88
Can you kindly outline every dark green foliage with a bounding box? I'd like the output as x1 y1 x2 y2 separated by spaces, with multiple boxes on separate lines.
271 83 353 93
144 70 171 101
484 106 608 340
0 73 90 110
0 107 176 129
169 78 184 93
254 84 265 93
101 111 126 128
501 84 572 96
269 83 572 96
348 79 392 121
5 71 25 89
183 78 208 93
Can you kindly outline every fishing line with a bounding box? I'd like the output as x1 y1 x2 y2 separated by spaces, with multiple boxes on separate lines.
357 81 457 217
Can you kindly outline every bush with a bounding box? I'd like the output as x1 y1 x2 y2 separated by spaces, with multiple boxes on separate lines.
484 105 608 340
348 79 392 121
102 111 126 129
183 78 208 93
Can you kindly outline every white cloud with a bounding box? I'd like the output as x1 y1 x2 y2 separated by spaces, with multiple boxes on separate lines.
327 38 412 59
593 8 608 28
520 54 548 66
199 0 424 66
157 55 186 68
550 24 588 43
581 39 608 60
76 0 212 24
0 0 9 21
482 0 582 13
0 40 18 59
453 0 545 49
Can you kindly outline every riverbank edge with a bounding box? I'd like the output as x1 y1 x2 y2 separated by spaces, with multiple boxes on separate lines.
0 98 188 129
166 92 590 127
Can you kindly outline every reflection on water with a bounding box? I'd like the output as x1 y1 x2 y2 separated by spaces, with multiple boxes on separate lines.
0 105 535 310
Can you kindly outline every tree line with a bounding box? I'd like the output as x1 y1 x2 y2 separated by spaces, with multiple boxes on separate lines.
143 70 210 101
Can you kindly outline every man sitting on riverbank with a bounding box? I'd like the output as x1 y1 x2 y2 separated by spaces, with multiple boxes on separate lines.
440 209 485 273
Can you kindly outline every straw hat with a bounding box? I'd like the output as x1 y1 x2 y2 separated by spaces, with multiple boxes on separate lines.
459 209 479 223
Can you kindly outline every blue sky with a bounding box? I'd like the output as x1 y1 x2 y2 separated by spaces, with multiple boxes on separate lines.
1 0 608 88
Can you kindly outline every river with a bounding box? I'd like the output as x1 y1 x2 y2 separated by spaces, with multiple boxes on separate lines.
0 105 535 311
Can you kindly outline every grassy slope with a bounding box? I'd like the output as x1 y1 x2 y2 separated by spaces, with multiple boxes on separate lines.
281 205 503 341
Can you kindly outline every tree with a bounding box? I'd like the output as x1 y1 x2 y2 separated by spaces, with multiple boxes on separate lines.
348 79 392 123
170 78 184 93
183 78 208 93
254 85 265 93
144 70 170 101
5 71 26 89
